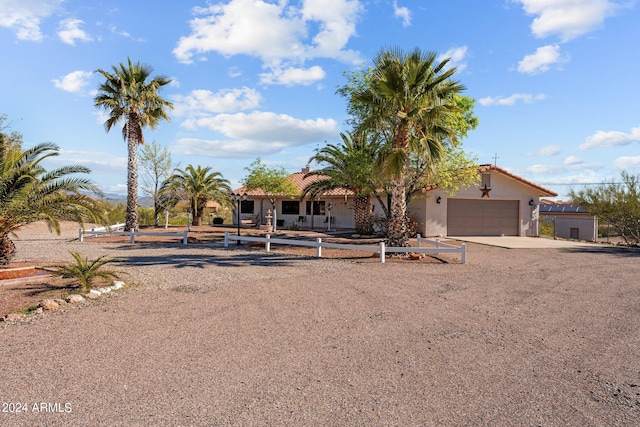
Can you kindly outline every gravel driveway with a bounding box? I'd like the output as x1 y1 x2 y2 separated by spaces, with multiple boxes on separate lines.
1 224 639 426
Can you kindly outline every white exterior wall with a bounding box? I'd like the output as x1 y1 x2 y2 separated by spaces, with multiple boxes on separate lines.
412 171 543 237
540 214 598 242
244 195 384 230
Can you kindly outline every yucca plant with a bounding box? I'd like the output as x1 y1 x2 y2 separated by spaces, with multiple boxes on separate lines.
49 252 125 292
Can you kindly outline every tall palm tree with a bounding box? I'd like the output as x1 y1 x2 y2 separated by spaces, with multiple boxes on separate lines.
161 165 231 226
355 47 465 246
302 132 381 235
94 57 173 231
0 142 106 265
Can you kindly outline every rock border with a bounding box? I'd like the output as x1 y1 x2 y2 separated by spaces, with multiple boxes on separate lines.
0 281 127 322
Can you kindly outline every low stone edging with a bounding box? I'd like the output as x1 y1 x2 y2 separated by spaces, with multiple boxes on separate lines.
1 281 126 322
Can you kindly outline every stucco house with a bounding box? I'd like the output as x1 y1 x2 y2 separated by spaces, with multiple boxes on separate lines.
233 164 558 237
412 165 558 237
538 200 598 242
232 167 359 230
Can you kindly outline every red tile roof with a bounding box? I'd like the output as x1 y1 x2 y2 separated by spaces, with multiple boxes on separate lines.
234 172 354 198
234 165 558 198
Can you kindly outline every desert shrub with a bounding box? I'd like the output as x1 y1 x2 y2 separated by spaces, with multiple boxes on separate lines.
540 218 554 237
570 171 640 246
138 207 155 226
49 252 125 292
105 202 126 224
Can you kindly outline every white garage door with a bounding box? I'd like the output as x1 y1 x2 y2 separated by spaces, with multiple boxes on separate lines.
447 199 519 236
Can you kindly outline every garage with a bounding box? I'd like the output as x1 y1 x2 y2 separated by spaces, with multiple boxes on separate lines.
447 199 519 236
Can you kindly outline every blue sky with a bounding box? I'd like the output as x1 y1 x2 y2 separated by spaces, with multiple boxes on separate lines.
1 0 638 199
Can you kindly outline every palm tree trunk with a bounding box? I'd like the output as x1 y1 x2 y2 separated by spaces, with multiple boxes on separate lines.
353 194 373 235
126 135 139 231
192 201 202 226
387 177 408 247
0 234 16 266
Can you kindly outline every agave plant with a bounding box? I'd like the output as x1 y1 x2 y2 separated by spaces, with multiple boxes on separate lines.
49 252 125 292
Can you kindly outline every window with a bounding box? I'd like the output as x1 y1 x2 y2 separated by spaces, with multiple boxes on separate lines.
240 200 254 214
481 174 491 188
281 200 300 215
306 200 325 215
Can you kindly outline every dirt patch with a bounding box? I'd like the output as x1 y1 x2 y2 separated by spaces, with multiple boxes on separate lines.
0 277 80 316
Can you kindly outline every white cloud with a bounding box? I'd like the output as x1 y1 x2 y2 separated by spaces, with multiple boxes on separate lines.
564 155 583 165
525 160 601 174
102 183 128 195
525 163 562 174
173 0 362 85
57 18 92 45
438 46 468 72
228 67 242 78
59 149 127 169
173 111 339 158
479 93 546 106
515 0 623 41
172 137 293 159
0 0 63 41
52 70 93 93
173 0 303 63
93 110 112 126
107 24 130 38
614 156 640 169
529 144 561 156
517 45 566 74
259 65 326 86
579 126 640 150
393 1 411 27
105 24 144 42
172 88 262 118
185 111 338 142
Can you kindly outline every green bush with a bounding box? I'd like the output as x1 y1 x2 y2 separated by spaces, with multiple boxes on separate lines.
540 219 554 237
105 202 126 224
49 252 125 292
138 207 155 226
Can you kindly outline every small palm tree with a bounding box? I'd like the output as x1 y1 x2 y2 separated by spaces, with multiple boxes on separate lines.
303 132 381 234
0 142 106 265
49 252 125 292
160 165 231 226
94 57 174 232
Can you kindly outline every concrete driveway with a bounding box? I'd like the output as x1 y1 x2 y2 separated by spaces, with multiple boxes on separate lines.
446 236 600 249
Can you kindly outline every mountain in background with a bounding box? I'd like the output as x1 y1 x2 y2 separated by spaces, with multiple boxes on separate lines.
100 193 155 208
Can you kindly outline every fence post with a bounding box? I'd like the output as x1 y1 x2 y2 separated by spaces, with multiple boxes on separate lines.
266 234 271 252
130 229 135 244
461 243 466 264
79 228 84 242
183 230 188 245
379 241 386 263
316 238 322 258
224 232 229 248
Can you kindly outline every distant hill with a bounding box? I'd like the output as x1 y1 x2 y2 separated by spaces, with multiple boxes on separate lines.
100 193 155 208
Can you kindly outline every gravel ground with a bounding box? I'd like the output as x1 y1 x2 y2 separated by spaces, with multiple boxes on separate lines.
1 223 639 426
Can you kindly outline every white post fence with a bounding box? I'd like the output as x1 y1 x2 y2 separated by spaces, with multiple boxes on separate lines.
79 224 188 245
223 232 466 264
79 226 466 263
